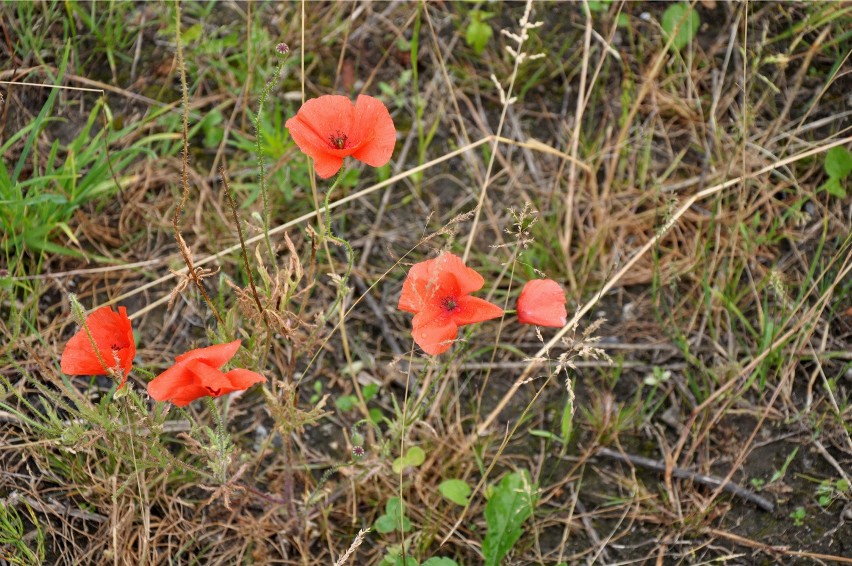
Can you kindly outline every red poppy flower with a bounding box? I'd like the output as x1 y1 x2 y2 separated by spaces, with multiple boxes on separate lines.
147 340 265 407
517 279 567 327
285 94 396 179
398 253 503 355
60 305 135 388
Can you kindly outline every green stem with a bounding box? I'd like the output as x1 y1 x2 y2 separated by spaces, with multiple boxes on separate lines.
206 396 228 483
255 60 285 266
323 170 355 311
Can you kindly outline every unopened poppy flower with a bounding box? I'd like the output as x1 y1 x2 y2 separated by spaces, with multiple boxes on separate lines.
517 279 567 327
147 340 265 407
60 305 135 388
285 94 396 179
398 253 503 355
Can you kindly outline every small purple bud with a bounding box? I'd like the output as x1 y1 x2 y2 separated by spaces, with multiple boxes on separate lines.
352 446 365 459
276 43 290 55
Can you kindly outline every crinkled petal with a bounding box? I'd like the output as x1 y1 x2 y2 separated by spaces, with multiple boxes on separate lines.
115 306 136 381
147 362 197 403
60 331 110 376
397 254 464 313
162 384 211 407
175 340 241 369
186 359 233 395
451 295 504 326
398 258 435 313
517 279 567 327
60 305 134 378
350 95 396 167
286 95 354 148
223 368 266 391
439 253 485 296
411 313 458 355
312 152 345 179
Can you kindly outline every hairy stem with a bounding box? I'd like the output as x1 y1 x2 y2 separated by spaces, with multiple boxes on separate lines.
255 59 286 266
172 0 225 326
206 396 229 483
220 166 269 328
322 170 355 311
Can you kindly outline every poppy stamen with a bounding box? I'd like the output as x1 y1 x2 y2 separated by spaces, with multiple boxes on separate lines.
441 297 458 312
329 131 348 149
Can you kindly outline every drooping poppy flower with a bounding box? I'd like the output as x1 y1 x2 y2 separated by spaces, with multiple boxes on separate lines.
147 340 265 407
60 305 135 388
398 253 503 355
517 279 567 327
285 94 396 179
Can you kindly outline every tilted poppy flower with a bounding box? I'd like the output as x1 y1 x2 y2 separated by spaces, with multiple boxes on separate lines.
60 305 135 388
517 279 567 327
285 94 396 179
147 340 265 407
398 253 503 355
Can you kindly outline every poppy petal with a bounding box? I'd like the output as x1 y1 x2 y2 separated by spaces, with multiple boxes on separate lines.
438 253 484 296
60 331 111 375
350 95 396 167
147 362 197 403
312 152 345 179
175 340 241 369
115 306 136 380
162 383 211 407
397 254 465 313
286 95 355 156
60 305 135 377
411 314 458 355
517 279 567 327
398 258 435 313
451 296 504 326
286 114 331 159
223 368 266 391
185 359 233 395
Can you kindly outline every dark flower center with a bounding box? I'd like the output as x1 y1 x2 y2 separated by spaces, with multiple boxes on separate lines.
329 130 349 149
441 297 458 311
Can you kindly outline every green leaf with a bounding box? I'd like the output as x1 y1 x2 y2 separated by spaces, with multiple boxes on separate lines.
482 471 538 566
819 177 846 198
374 514 397 534
560 398 574 442
661 3 700 51
439 479 471 506
769 447 798 484
465 12 493 55
824 146 852 179
376 497 413 533
381 555 419 566
362 383 379 401
529 430 560 441
334 395 357 411
422 559 458 566
13 42 71 185
181 23 203 44
369 407 384 424
386 496 404 516
392 446 425 473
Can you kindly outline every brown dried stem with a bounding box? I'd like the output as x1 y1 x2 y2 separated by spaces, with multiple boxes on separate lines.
171 0 224 327
220 166 268 328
